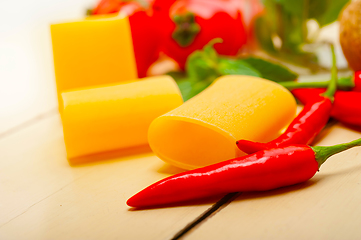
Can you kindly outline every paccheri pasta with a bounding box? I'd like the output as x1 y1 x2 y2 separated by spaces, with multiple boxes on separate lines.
61 76 183 160
148 75 297 169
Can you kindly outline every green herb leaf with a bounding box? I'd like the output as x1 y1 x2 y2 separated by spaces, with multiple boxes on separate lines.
218 58 261 77
275 0 305 17
255 0 350 71
311 0 349 27
176 79 193 101
242 57 298 82
185 39 221 83
254 17 277 54
171 38 299 100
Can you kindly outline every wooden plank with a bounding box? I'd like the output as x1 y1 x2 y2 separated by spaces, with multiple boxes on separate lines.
0 114 218 240
184 124 361 240
171 193 240 240
0 0 97 135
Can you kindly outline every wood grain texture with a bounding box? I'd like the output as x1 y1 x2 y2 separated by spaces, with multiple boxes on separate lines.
184 124 361 240
1 1 360 239
0 115 217 240
0 0 97 135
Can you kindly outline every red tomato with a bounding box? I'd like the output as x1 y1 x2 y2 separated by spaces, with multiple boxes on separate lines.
151 0 177 14
162 0 248 69
92 0 161 77
232 0 264 48
92 0 123 15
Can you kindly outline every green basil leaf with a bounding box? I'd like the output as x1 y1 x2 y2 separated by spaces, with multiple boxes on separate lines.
176 79 193 101
185 39 222 83
186 52 217 82
167 71 188 82
242 57 298 82
218 58 262 77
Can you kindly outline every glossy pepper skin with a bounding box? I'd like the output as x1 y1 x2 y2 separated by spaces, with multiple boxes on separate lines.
236 97 333 154
353 70 361 91
236 44 338 154
162 0 247 70
292 88 361 128
127 137 361 208
92 0 161 77
127 145 318 208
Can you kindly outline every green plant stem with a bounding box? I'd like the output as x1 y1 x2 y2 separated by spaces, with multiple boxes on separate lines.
279 76 353 90
312 138 361 168
321 44 338 101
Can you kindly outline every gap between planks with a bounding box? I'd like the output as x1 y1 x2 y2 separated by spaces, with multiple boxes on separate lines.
169 119 339 239
0 108 58 140
170 192 241 240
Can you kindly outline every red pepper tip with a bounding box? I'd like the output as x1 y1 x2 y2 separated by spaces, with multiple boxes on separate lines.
126 195 139 208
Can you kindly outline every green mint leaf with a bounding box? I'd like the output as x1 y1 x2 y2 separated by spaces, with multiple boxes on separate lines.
242 57 298 82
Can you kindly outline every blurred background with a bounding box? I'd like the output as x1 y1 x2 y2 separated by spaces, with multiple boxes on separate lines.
0 0 97 135
0 0 351 136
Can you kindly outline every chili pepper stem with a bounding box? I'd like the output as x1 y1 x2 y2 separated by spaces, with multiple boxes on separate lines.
279 76 353 90
338 75 355 89
312 138 361 168
321 44 338 101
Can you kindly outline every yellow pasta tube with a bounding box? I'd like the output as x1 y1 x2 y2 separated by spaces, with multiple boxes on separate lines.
62 76 183 160
51 15 137 112
148 75 297 170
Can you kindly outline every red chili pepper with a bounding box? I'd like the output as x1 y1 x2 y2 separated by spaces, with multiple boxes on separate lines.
236 45 338 154
236 97 333 154
92 0 161 77
127 138 361 208
290 70 361 128
162 0 247 70
291 88 331 106
353 70 361 91
292 88 361 128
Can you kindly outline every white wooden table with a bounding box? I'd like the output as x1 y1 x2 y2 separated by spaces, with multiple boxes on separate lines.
1 1 361 239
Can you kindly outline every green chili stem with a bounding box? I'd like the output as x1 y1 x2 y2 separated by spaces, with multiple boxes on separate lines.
321 44 338 101
312 138 361 168
279 76 354 90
